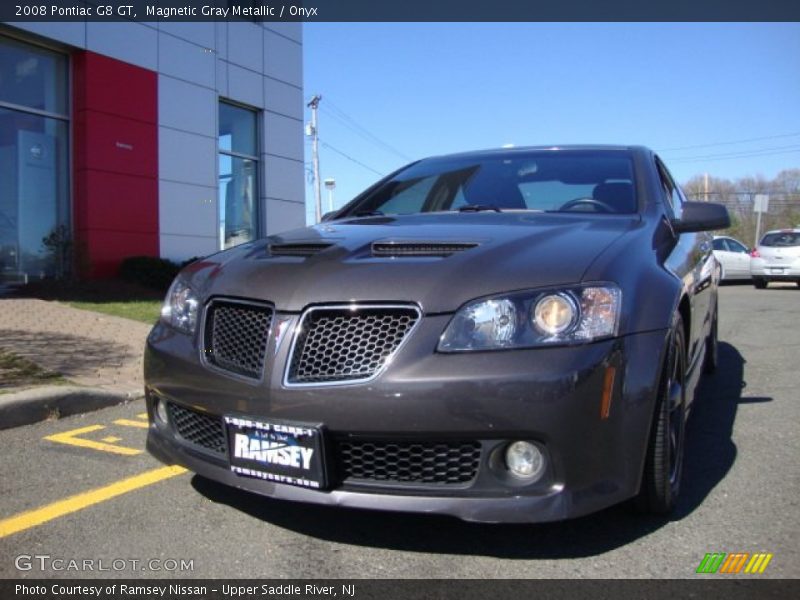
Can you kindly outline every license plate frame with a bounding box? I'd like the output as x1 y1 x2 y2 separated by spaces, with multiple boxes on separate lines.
224 415 327 490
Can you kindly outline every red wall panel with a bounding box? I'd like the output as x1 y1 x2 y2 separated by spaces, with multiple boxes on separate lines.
73 51 158 278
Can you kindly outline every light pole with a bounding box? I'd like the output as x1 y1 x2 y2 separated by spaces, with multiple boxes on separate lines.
324 178 336 214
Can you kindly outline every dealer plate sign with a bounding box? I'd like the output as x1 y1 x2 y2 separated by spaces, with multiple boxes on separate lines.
224 416 326 489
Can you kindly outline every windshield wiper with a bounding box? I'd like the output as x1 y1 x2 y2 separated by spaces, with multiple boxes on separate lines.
353 210 384 217
458 204 502 213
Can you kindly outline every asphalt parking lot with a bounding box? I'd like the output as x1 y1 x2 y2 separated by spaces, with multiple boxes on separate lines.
0 284 797 579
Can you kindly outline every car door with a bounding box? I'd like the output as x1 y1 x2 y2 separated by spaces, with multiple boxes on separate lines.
725 238 751 278
656 157 712 367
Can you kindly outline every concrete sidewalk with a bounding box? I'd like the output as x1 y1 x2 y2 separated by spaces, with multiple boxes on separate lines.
0 298 152 428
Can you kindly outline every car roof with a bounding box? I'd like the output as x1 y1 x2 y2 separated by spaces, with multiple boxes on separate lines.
762 228 800 235
423 145 649 162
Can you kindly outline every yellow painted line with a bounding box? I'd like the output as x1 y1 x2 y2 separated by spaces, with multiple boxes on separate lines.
45 425 141 456
0 465 187 539
114 419 149 429
137 413 148 420
101 436 122 443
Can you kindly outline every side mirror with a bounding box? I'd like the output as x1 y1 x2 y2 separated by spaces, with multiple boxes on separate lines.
673 201 730 233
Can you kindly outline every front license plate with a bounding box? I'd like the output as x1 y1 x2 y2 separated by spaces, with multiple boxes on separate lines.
770 268 785 274
225 416 326 490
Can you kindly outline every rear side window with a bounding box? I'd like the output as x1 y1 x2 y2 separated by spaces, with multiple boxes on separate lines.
760 232 800 247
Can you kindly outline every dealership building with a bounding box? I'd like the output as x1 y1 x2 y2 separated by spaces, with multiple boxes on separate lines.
0 20 305 279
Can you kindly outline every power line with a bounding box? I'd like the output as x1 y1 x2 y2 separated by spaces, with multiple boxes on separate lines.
667 144 800 164
321 141 386 177
661 132 800 152
321 99 414 162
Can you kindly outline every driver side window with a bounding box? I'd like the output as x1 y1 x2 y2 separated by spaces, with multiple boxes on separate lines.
655 156 684 219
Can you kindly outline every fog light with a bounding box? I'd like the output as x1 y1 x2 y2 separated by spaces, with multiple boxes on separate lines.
505 441 545 480
154 398 169 425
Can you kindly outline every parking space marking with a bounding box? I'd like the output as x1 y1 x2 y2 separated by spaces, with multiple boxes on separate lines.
101 436 122 443
45 425 142 456
0 465 187 539
114 418 149 429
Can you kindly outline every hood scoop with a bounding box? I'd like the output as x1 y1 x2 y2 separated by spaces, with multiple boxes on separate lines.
269 243 333 257
371 241 479 258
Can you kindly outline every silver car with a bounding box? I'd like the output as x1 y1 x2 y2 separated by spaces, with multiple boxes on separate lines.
750 228 800 288
712 235 751 281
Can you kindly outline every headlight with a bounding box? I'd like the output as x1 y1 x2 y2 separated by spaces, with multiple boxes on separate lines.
438 284 621 351
161 278 199 334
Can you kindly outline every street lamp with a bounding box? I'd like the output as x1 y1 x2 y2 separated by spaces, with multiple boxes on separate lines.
324 178 336 213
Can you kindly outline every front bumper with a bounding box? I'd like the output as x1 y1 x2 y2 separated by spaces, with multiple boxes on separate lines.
144 315 667 523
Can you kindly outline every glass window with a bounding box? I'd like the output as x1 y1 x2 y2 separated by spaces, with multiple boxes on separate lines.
0 36 69 282
728 239 748 253
219 102 257 156
218 101 259 249
0 36 68 115
345 152 637 216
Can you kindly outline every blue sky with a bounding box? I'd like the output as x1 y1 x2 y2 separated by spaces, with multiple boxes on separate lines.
302 23 800 221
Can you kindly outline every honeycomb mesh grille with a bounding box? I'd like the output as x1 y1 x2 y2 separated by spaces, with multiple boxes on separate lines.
287 306 419 384
336 440 482 485
168 403 226 455
204 301 272 378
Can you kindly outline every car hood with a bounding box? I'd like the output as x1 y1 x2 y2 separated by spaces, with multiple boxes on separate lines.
193 212 641 314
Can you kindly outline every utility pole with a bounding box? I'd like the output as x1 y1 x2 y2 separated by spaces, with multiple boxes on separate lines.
307 95 322 223
704 173 709 201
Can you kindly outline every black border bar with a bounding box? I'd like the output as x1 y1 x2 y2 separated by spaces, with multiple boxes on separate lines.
2 579 799 600
1 0 799 22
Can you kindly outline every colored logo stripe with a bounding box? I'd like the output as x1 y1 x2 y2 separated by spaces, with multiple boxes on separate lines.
697 553 726 574
720 553 749 573
696 552 773 574
745 553 773 574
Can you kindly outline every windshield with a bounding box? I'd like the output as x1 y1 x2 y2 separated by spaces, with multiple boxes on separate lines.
341 151 637 217
760 231 800 247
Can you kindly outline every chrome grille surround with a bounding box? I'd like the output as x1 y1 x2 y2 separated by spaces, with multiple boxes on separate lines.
284 304 422 387
202 299 273 380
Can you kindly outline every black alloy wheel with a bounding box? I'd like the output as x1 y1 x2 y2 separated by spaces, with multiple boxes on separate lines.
635 314 687 514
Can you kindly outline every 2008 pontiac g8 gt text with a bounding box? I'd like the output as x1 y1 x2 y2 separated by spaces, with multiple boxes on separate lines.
145 146 730 522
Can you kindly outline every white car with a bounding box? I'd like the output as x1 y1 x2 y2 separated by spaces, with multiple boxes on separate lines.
750 228 800 288
712 235 751 281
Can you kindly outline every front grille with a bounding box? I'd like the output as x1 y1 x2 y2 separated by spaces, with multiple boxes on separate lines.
286 306 420 384
336 440 482 485
371 242 478 257
168 402 226 455
204 300 272 379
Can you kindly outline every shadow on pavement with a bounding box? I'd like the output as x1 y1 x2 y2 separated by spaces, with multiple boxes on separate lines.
192 341 764 558
0 329 134 377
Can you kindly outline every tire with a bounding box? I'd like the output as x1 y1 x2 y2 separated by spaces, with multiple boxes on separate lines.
635 314 687 514
703 304 718 374
753 277 768 289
